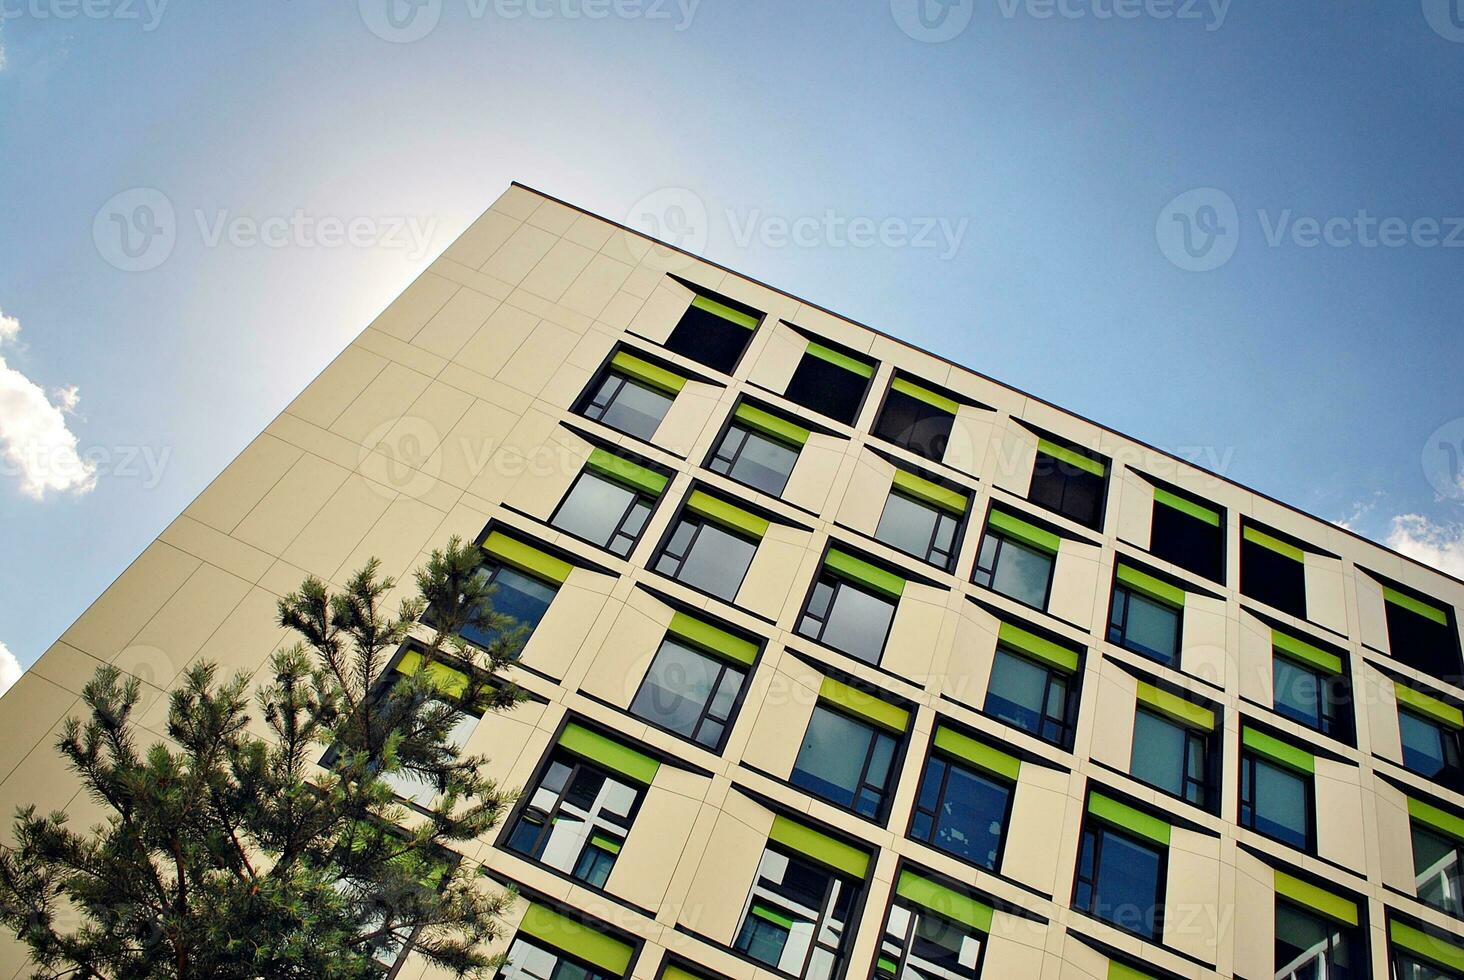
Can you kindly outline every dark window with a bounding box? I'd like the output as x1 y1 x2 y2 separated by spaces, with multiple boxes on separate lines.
578 370 674 441
1275 902 1358 979
1149 493 1225 583
458 562 558 653
1073 823 1163 940
1240 527 1307 619
1413 821 1464 918
1130 709 1208 806
876 492 959 570
984 647 1075 747
1386 592 1464 685
654 515 758 601
790 706 899 819
497 935 615 980
708 423 799 496
796 575 897 665
783 346 872 426
973 531 1054 610
1027 446 1106 529
1273 654 1348 740
1240 751 1312 850
663 296 759 374
1108 585 1182 667
368 659 484 808
1400 709 1462 781
1394 950 1464 980
505 753 642 888
629 638 745 751
872 387 953 462
909 754 1013 869
734 846 859 979
550 471 655 557
876 898 985 980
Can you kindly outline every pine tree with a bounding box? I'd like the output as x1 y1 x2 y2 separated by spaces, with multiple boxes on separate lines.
0 536 525 979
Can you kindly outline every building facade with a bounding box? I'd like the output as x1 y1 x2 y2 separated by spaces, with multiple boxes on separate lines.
2 183 1464 979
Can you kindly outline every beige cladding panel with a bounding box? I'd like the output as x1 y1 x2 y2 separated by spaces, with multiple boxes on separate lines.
942 404 994 478
1362 660 1404 763
1114 468 1154 550
736 525 812 622
1314 758 1367 869
740 657 821 780
1001 763 1071 895
1180 592 1230 689
836 450 896 536
516 567 615 681
989 420 1038 496
938 599 1000 707
1048 541 1102 629
652 380 723 458
1304 553 1349 635
1237 608 1274 706
1165 828 1221 964
606 766 705 912
1231 852 1276 980
1375 779 1416 894
676 792 774 944
500 426 595 521
1087 661 1138 771
744 320 806 394
881 582 948 682
577 589 673 709
781 432 847 515
1356 570 1390 652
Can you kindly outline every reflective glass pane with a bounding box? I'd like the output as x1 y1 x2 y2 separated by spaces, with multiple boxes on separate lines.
1131 710 1186 797
1251 758 1309 849
728 427 799 496
1273 658 1324 729
1092 830 1162 938
552 474 635 548
1401 711 1450 777
876 494 940 560
931 762 1010 869
629 640 721 738
1120 590 1180 665
598 376 673 440
791 707 874 809
1413 824 1464 916
460 565 556 650
676 522 758 600
819 584 896 663
985 650 1048 735
988 538 1054 607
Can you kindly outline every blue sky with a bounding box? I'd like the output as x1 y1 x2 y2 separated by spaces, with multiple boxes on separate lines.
1 0 1462 681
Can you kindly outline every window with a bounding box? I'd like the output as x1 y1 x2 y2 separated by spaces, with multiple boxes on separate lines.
1107 566 1184 667
459 562 557 652
1412 818 1464 918
1148 487 1225 583
1394 951 1464 980
1240 525 1307 619
1274 900 1358 980
1027 439 1107 530
663 293 760 374
872 378 958 462
1399 708 1462 783
629 615 755 751
577 352 681 441
371 650 485 808
796 550 903 665
1130 706 1209 807
783 341 874 426
1391 920 1464 980
791 703 900 820
549 452 664 558
876 871 989 980
708 403 807 497
973 510 1058 610
1239 729 1313 851
1384 586 1463 684
496 905 632 980
983 625 1080 748
498 936 617 980
653 492 766 601
1271 631 1349 740
1073 795 1167 940
875 472 966 571
909 727 1018 870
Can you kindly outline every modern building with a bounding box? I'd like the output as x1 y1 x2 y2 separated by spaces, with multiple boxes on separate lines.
3 183 1464 980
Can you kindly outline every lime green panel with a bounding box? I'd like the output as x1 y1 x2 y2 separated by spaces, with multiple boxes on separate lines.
1243 526 1305 562
769 815 869 879
933 726 1022 781
517 903 633 976
877 957 899 975
986 509 1060 554
686 490 769 540
892 470 968 514
483 531 572 586
1384 586 1450 626
586 449 668 497
1242 727 1315 775
558 723 660 786
895 870 994 933
1116 564 1187 608
997 622 1080 673
1395 684 1464 729
804 341 874 378
663 966 705 980
395 650 470 699
1271 630 1342 675
1392 920 1464 973
891 377 959 415
589 832 622 854
734 403 810 447
1087 793 1171 846
818 676 910 732
667 611 758 667
1108 964 1155 980
1409 797 1464 841
1152 487 1220 527
1037 439 1107 477
1135 682 1215 731
825 549 905 599
691 294 759 330
751 903 795 929
610 351 686 395
1274 871 1358 926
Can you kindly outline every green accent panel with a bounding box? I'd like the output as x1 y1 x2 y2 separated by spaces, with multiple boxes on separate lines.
1152 487 1220 527
1242 727 1315 775
589 832 622 855
997 622 1080 673
483 531 572 586
1116 564 1186 608
610 351 686 394
877 957 899 975
396 651 470 699
1409 797 1464 841
1037 438 1107 477
825 549 905 599
667 612 758 667
895 871 994 933
691 294 759 330
1135 682 1215 731
1273 871 1358 926
663 967 705 980
1384 587 1450 626
1392 920 1464 973
1108 964 1156 980
1272 630 1342 675
734 403 810 447
750 903 795 929
586 449 668 497
517 903 633 976
686 490 769 539
804 341 874 378
1243 526 1305 562
892 470 968 514
933 726 1022 781
891 376 959 415
1087 793 1171 847
818 676 909 733
986 509 1060 554
557 723 660 786
1395 684 1464 729
768 815 869 879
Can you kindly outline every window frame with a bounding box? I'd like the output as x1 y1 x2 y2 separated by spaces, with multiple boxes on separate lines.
875 489 962 571
449 558 560 655
1071 820 1167 941
1026 445 1108 530
873 894 988 980
576 368 675 442
1399 707 1464 783
1273 900 1361 980
1107 582 1183 667
549 469 657 558
1411 820 1464 919
1238 750 1315 852
732 844 864 979
706 420 802 498
496 934 618 980
628 636 749 753
795 573 899 666
982 644 1077 749
972 530 1056 612
781 342 876 427
652 512 760 602
1129 707 1211 808
789 703 903 823
870 384 956 463
907 749 1017 872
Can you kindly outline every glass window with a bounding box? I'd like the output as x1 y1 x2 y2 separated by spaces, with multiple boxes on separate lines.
875 901 984 980
1130 709 1208 806
1394 950 1464 980
734 847 860 980
653 516 758 601
628 638 745 750
983 647 1074 747
370 660 484 808
1273 655 1346 739
458 562 558 653
579 371 674 441
909 754 1013 870
796 576 897 665
1149 495 1225 583
973 531 1054 610
708 423 800 496
1240 529 1307 619
1386 594 1463 684
1108 585 1181 667
497 936 615 980
1240 752 1311 850
1027 449 1106 529
663 297 759 374
1274 902 1357 980
790 706 899 820
784 351 871 426
1072 824 1163 940
1413 822 1464 918
872 388 953 462
1401 710 1461 780
505 753 643 889
550 471 655 557
876 492 959 570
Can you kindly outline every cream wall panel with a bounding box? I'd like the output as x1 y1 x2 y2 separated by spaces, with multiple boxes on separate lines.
1357 571 1390 652
184 434 304 533
59 542 202 663
453 304 541 379
1375 780 1416 894
501 427 595 521
518 568 616 682
627 277 695 344
652 380 722 458
1054 939 1109 980
980 929 1046 978
459 700 547 787
1237 610 1273 707
232 453 351 557
938 600 999 708
1165 829 1221 964
989 421 1038 497
285 345 389 427
330 362 433 447
744 320 806 394
781 433 846 515
423 399 522 492
1088 662 1138 771
280 474 393 579
836 450 896 536
1115 470 1153 550
942 405 994 478
736 525 812 623
1180 593 1229 689
607 773 703 911
1303 554 1349 635
741 658 822 779
882 583 948 683
480 223 558 285
1314 759 1366 868
519 239 596 303
442 208 520 269
560 254 635 319
497 320 581 398
1231 852 1276 980
1001 764 1070 894
677 794 774 944
1362 661 1404 763
411 287 499 360
578 590 673 709
1049 542 1102 629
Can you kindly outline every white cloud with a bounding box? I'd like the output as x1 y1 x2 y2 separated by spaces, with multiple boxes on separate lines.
0 642 21 698
1386 514 1464 579
0 308 97 499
